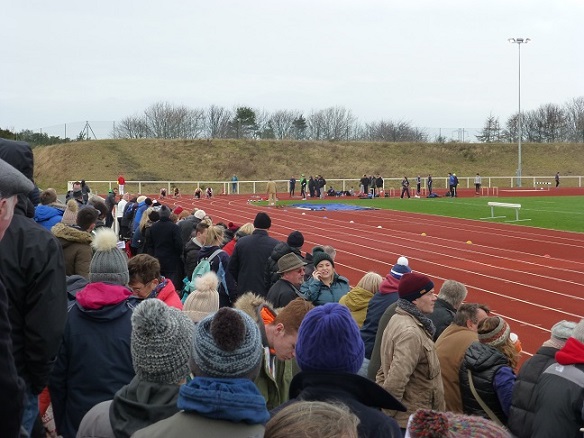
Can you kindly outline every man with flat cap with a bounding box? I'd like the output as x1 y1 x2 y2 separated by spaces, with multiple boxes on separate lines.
0 138 68 436
267 253 307 308
0 157 35 437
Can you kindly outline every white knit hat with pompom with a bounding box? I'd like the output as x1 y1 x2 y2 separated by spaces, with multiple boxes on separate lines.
183 271 220 323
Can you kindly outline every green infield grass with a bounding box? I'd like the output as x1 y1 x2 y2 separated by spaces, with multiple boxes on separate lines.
273 196 584 233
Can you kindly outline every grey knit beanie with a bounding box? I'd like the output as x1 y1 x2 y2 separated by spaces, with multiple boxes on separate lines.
89 228 130 285
192 307 262 379
131 299 194 384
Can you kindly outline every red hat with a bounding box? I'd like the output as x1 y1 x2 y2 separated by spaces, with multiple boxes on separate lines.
173 206 184 215
398 272 434 302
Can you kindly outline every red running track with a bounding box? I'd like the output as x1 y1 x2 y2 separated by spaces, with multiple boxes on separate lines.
167 194 584 364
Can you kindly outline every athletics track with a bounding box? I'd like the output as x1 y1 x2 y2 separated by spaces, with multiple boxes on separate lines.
165 189 584 365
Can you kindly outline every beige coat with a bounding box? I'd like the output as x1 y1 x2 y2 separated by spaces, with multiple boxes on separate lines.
376 307 445 428
51 222 93 279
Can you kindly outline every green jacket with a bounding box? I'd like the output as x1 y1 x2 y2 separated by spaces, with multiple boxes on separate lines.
235 292 295 410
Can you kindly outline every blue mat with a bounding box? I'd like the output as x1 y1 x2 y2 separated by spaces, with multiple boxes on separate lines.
292 203 377 211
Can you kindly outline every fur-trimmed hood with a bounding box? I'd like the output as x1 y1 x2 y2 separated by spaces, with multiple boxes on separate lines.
234 291 274 323
51 222 93 247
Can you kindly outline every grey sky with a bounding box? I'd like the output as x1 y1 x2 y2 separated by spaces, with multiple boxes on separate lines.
1 0 582 133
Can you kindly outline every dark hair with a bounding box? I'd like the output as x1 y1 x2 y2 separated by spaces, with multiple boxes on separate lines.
128 253 161 283
453 303 490 327
76 207 99 231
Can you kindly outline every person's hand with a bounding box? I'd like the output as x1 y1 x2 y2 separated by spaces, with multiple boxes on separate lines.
312 270 322 281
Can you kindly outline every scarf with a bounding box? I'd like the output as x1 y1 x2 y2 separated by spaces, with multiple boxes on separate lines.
178 377 270 425
397 298 436 338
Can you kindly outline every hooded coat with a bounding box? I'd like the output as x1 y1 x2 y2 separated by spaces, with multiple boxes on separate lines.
52 222 93 279
49 283 140 438
0 138 68 395
34 203 64 230
339 286 374 328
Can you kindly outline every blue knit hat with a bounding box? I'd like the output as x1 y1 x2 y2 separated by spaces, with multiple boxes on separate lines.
296 303 364 374
390 256 411 280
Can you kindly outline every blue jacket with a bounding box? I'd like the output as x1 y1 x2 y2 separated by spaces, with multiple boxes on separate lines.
132 201 148 232
300 273 350 305
49 283 140 438
34 204 64 230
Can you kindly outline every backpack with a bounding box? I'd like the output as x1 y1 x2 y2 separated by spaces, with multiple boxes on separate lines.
181 249 228 303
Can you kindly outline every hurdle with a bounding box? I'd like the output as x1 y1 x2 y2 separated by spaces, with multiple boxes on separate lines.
480 187 499 197
481 201 530 223
534 181 552 191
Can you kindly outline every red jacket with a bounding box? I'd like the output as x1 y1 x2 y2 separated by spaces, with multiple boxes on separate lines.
157 279 183 310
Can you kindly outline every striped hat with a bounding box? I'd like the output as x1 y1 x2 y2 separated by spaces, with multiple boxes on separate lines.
478 316 510 348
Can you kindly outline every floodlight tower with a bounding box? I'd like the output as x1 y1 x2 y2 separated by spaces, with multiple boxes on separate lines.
508 37 530 187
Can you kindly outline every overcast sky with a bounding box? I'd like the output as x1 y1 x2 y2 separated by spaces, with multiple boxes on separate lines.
1 0 582 135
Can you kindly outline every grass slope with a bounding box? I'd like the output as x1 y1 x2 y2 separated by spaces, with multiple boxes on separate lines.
33 139 584 193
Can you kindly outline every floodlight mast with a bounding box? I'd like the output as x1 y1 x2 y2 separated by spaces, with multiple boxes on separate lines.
508 37 530 187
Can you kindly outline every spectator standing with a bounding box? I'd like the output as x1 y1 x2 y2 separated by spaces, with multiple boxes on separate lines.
475 173 482 194
300 174 307 199
105 188 118 228
289 176 296 197
508 320 576 438
265 230 305 291
266 178 277 206
453 173 459 197
375 173 383 195
52 206 99 279
34 188 65 230
555 171 560 187
183 221 210 279
279 303 405 438
235 294 313 410
149 205 184 291
370 175 377 197
427 174 433 195
133 308 269 438
128 253 183 310
80 180 91 204
0 157 35 438
360 174 369 195
308 176 316 198
116 193 129 237
117 174 125 195
339 271 382 328
415 175 421 198
222 222 253 256
428 279 468 341
132 196 152 233
229 212 279 298
531 318 584 438
49 228 139 438
300 247 350 305
376 272 444 430
448 172 455 197
435 303 490 413
266 253 307 308
76 299 193 438
459 316 518 427
400 176 411 199
361 256 411 378
231 174 238 193
0 138 68 436
177 208 204 246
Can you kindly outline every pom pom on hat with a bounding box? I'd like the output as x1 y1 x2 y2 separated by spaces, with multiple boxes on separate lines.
89 228 129 285
390 256 412 279
312 247 334 268
287 230 304 248
398 272 434 302
478 316 511 348
192 308 262 379
296 303 364 374
183 271 220 323
253 212 271 229
131 299 194 384
407 409 512 438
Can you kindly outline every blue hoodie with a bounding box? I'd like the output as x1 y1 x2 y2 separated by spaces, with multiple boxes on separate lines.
34 204 64 230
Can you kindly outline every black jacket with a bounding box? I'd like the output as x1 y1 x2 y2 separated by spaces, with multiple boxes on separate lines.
459 342 509 424
264 242 303 292
149 218 183 275
228 229 279 297
177 215 200 246
183 237 204 279
0 280 25 438
275 372 404 438
266 279 302 308
508 345 558 438
0 139 68 394
428 298 456 341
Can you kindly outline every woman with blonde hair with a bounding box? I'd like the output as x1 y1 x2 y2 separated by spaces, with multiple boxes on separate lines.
459 316 518 428
265 401 360 438
196 225 237 308
339 272 382 327
222 222 254 256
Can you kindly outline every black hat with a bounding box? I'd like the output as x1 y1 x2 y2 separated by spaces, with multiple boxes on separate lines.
287 230 304 248
253 212 271 229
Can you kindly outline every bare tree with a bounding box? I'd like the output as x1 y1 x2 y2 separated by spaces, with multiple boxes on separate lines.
476 114 502 143
565 96 584 142
307 107 355 140
363 120 426 142
112 115 150 139
206 105 231 138
268 110 300 139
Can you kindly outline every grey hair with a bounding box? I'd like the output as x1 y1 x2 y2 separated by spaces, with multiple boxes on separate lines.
438 280 468 309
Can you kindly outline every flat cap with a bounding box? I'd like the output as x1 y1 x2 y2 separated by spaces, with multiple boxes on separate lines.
0 158 34 198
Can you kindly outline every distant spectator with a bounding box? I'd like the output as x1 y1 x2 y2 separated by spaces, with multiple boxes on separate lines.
105 188 118 228
339 271 382 328
555 171 560 187
231 174 238 194
117 174 125 195
80 180 91 204
183 221 210 280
